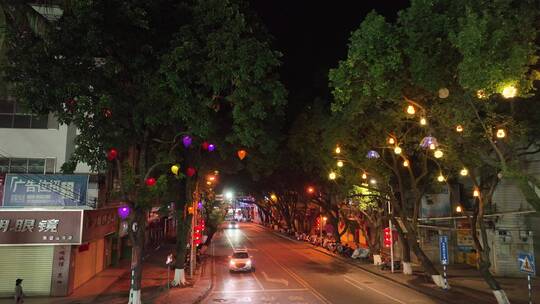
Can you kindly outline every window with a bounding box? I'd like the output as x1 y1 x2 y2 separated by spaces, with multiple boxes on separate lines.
0 99 51 129
0 158 55 174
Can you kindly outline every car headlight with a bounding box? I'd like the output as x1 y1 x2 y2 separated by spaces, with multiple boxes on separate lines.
229 260 235 266
246 260 251 266
228 224 232 228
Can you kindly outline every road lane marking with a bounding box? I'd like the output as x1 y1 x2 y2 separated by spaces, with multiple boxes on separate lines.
343 277 364 291
211 288 308 294
250 269 265 290
343 275 407 304
261 271 289 286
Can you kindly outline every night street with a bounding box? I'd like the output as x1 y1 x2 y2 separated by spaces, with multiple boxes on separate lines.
204 223 438 304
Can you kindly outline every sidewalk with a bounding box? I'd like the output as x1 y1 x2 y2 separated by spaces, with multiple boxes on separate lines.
272 228 538 304
154 245 214 304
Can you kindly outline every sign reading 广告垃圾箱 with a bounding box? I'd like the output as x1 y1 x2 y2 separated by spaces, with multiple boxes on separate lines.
2 174 89 207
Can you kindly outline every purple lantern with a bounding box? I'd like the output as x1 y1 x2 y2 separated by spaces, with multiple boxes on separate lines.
366 150 380 159
198 201 203 209
118 205 130 219
208 144 215 152
420 136 438 149
182 135 192 148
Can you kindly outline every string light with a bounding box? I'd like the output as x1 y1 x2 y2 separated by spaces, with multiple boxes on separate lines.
420 117 427 126
473 189 480 197
456 125 463 132
437 174 445 182
394 146 402 155
370 179 377 185
403 160 409 167
329 172 337 180
361 172 367 179
335 146 341 154
502 85 517 99
460 168 469 176
434 149 443 158
456 205 463 213
406 105 416 115
476 90 487 99
337 160 344 167
496 129 506 138
388 137 395 145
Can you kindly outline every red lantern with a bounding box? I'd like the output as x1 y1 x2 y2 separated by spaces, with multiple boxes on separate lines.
107 148 118 161
383 227 392 248
237 149 247 160
104 108 112 118
201 141 209 150
145 177 157 187
186 167 196 177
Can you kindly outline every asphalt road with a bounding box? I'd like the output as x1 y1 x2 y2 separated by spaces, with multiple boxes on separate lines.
203 223 440 304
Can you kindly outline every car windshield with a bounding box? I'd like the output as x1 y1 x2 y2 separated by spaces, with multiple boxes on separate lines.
233 252 249 259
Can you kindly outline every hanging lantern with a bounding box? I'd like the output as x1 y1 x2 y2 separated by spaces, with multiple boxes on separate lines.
501 85 517 99
171 164 180 175
403 160 409 167
145 177 157 187
437 174 445 182
455 205 463 213
388 137 395 145
460 168 468 176
337 160 344 167
107 148 118 161
406 105 416 115
366 150 380 159
496 129 506 138
335 146 341 154
438 88 449 99
186 167 196 177
456 125 463 132
201 141 209 150
420 136 438 149
329 172 337 180
237 149 247 160
361 172 367 179
420 117 427 126
394 146 402 155
208 144 216 152
182 135 192 148
473 189 480 197
434 149 444 159
118 206 131 219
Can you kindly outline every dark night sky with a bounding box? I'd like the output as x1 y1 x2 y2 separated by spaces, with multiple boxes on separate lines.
249 1 410 118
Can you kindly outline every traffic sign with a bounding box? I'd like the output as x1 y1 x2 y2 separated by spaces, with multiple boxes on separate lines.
518 252 536 275
439 235 449 265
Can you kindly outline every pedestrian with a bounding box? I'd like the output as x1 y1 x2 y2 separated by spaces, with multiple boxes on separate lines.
14 278 24 303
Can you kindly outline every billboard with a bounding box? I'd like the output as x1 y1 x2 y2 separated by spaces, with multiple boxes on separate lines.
2 174 89 207
0 210 83 245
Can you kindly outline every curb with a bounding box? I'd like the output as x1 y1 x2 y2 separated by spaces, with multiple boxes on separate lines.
268 229 454 304
193 242 216 304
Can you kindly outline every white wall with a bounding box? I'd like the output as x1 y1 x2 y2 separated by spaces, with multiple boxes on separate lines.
0 125 69 172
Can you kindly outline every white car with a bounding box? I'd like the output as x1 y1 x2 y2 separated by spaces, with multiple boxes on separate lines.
226 221 239 229
229 248 254 272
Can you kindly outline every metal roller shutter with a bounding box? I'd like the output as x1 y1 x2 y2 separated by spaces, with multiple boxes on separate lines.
0 246 54 297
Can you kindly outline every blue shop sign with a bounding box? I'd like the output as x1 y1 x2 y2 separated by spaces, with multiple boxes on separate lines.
2 174 89 207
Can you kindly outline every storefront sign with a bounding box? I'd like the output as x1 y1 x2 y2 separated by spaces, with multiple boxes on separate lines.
50 245 72 296
2 174 89 207
82 208 117 242
0 210 83 245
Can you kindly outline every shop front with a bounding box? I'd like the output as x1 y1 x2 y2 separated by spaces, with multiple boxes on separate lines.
0 210 83 297
0 208 117 297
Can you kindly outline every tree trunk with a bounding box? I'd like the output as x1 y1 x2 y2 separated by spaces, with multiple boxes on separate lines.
172 210 191 286
128 209 146 304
